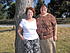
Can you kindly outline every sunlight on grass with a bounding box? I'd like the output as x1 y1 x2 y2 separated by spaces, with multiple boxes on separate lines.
0 27 13 30
56 27 70 53
0 27 70 53
0 27 15 53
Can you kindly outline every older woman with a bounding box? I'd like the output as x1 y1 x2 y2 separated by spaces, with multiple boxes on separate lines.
18 7 40 53
36 4 57 53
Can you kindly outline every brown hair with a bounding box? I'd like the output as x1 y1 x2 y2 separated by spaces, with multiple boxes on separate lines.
40 4 48 9
26 7 35 14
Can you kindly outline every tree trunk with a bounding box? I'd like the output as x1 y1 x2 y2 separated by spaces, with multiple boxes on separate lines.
15 0 33 53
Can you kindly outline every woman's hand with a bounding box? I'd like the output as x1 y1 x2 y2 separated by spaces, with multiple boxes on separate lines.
53 36 57 41
20 36 24 40
18 26 24 40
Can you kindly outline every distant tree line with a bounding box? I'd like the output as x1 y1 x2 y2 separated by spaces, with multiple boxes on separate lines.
0 0 70 19
48 0 70 18
0 0 15 19
35 0 70 18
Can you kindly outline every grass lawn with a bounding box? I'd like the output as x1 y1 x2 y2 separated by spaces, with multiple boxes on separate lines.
0 26 70 53
0 27 15 53
56 27 70 53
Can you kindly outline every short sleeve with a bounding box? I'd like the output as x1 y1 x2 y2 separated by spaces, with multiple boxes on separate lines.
50 14 57 26
19 19 24 28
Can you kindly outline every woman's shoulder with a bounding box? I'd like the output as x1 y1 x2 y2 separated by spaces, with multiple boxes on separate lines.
32 18 36 21
48 13 55 17
22 19 25 21
20 19 26 23
47 13 56 19
21 19 27 22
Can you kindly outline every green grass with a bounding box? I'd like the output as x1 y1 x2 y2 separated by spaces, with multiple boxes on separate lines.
56 27 70 53
0 27 70 53
0 27 15 53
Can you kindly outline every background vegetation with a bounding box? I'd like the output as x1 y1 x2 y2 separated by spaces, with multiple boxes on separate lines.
0 0 70 24
0 0 70 20
0 0 15 19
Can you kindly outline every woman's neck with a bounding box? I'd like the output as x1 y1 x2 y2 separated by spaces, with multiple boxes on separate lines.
26 16 32 20
26 17 34 22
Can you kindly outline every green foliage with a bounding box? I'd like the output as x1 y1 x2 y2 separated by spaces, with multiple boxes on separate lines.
35 0 44 16
35 0 70 18
0 3 9 19
48 0 70 18
0 11 3 19
0 4 4 19
7 2 16 19
0 1 15 20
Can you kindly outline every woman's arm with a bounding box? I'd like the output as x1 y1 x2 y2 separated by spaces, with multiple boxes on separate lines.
53 24 57 41
18 26 24 40
50 14 57 41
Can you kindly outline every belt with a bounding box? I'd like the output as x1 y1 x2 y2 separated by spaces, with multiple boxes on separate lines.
39 34 53 40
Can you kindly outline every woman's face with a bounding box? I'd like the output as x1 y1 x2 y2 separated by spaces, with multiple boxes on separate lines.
27 9 33 18
40 6 47 14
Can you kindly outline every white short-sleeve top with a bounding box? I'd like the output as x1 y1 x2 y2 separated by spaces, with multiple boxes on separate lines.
19 19 39 40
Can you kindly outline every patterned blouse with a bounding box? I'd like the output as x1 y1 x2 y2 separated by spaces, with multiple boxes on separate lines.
36 13 57 39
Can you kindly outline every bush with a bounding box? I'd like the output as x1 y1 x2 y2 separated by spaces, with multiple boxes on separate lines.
56 18 70 24
0 20 15 25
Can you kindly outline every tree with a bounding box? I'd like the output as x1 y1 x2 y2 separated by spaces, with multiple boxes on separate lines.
0 3 4 19
35 0 44 16
7 2 16 19
0 0 15 19
15 0 33 53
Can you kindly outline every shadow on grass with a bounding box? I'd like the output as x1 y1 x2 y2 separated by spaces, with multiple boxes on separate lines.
0 52 14 53
0 29 16 32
